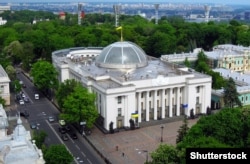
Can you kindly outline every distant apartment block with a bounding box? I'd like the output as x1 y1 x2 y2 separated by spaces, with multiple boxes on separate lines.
0 5 10 13
161 44 250 109
161 44 250 72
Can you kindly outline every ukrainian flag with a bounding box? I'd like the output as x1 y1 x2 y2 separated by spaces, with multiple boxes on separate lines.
116 26 122 31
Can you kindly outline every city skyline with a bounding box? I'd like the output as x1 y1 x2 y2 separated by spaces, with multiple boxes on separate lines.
3 0 250 5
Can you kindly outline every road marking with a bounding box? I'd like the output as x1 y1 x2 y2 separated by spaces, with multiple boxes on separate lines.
81 151 86 157
87 158 92 164
45 120 80 164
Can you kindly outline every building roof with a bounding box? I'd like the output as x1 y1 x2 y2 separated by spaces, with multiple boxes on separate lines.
95 41 148 69
213 68 250 95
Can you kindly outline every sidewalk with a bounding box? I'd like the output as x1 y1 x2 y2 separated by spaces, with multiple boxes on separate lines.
86 118 198 164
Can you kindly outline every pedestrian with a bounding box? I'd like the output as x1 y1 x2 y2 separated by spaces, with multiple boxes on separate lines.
116 145 118 151
122 152 124 157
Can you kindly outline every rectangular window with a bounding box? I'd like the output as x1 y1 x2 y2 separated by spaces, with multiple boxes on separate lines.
118 96 122 104
141 92 144 98
196 86 200 93
149 101 151 108
149 91 152 97
165 89 167 95
196 97 199 104
157 90 160 96
118 108 122 116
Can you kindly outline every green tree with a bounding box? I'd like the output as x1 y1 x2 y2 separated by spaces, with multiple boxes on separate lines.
3 40 23 64
149 144 181 164
176 115 189 144
0 97 6 107
223 77 242 108
56 79 79 109
44 145 73 164
32 130 47 149
209 71 225 89
60 84 98 128
5 65 16 81
183 57 191 67
177 108 247 149
30 60 58 92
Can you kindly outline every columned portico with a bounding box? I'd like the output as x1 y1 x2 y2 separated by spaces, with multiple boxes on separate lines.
154 90 157 120
146 91 149 121
161 89 165 119
169 88 173 117
176 87 180 116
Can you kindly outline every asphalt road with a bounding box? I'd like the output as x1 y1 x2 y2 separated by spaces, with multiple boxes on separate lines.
16 71 105 164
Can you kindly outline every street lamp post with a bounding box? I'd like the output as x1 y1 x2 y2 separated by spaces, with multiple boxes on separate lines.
160 125 164 142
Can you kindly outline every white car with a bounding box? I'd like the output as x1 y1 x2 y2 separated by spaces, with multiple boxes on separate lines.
48 116 55 123
19 100 24 105
59 120 66 126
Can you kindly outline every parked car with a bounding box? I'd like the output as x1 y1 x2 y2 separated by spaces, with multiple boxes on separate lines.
65 125 71 131
61 134 69 141
70 132 78 140
59 120 66 126
20 110 29 118
19 99 24 105
58 127 66 134
24 97 30 103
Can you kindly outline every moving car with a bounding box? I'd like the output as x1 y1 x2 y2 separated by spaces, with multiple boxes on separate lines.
30 123 37 129
48 116 55 122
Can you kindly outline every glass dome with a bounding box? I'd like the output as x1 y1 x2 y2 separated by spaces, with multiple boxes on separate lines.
95 41 148 69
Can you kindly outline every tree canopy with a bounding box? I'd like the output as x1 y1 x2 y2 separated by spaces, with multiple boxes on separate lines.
149 108 250 163
59 83 99 128
30 60 58 92
223 77 242 108
44 145 73 164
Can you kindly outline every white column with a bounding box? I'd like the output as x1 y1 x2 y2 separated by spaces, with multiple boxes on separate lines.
138 92 142 122
154 90 157 120
169 88 173 117
146 91 149 121
176 87 180 116
161 89 165 119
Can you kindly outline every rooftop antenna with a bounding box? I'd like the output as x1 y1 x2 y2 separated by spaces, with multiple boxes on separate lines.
154 4 160 25
78 3 83 25
204 5 211 22
113 4 121 27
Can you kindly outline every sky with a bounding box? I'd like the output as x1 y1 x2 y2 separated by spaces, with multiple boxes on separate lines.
2 0 250 5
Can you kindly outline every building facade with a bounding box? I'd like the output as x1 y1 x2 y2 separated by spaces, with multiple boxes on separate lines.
0 65 10 105
52 41 212 131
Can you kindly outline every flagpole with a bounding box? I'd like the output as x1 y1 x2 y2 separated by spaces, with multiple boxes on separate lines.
121 28 123 42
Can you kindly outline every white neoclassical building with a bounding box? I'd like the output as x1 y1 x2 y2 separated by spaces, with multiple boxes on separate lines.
52 41 212 131
0 65 10 105
0 104 45 164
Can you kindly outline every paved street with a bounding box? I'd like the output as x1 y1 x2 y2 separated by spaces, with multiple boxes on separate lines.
86 118 198 164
